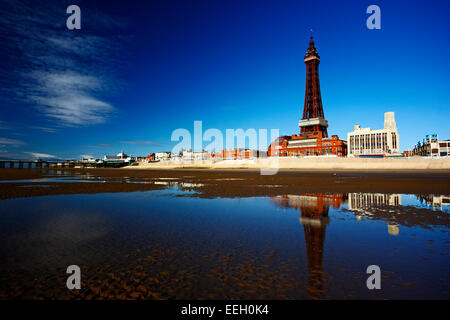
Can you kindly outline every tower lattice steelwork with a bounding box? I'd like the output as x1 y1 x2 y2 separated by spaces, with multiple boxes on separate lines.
299 35 328 138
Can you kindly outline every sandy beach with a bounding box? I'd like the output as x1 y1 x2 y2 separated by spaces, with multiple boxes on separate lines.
1 167 449 200
0 167 449 300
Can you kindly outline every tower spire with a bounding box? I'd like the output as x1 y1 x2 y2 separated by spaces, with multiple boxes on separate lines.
305 33 319 60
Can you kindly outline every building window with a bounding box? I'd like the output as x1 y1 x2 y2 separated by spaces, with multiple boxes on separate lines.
382 133 387 151
391 132 397 150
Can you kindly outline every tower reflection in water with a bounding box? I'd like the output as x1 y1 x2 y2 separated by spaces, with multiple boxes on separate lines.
270 194 347 299
271 192 409 298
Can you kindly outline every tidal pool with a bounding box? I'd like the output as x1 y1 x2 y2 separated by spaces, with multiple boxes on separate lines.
0 176 448 300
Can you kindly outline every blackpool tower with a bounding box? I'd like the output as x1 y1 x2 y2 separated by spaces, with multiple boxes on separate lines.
267 35 347 157
299 35 328 138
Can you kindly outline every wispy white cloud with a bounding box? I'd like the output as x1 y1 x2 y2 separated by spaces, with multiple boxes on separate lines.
0 149 57 160
88 143 112 148
0 121 11 130
24 152 57 159
0 137 25 147
0 0 126 127
30 74 115 126
0 121 58 135
119 140 158 145
0 150 26 160
30 126 57 133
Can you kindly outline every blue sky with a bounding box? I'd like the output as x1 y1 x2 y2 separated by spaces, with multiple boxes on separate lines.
0 0 449 159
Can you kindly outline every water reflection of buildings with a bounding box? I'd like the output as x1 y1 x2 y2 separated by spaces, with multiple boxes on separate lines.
387 224 399 236
348 193 402 236
417 194 450 211
348 193 401 209
271 193 346 299
272 194 346 214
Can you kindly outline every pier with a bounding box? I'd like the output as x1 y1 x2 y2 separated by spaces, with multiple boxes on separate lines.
0 160 129 169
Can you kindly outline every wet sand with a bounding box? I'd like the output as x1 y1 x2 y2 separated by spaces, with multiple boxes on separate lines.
0 168 449 200
0 168 449 300
1 243 308 300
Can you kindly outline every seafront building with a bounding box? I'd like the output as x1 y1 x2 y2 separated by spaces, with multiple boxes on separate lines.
268 36 347 157
412 134 450 157
155 152 171 161
270 134 346 157
193 150 209 160
149 149 266 162
402 150 414 157
179 149 209 161
182 150 193 161
103 151 132 163
81 157 102 164
209 149 266 160
347 112 400 157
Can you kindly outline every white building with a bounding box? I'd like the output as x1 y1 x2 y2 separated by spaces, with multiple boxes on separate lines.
103 151 132 163
155 152 171 161
413 134 450 157
181 149 208 161
170 152 182 161
193 150 208 160
81 157 101 163
347 112 400 157
180 149 192 161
